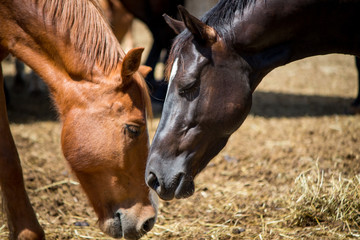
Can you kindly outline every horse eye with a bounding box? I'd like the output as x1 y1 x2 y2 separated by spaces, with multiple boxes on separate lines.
124 124 141 138
179 80 200 100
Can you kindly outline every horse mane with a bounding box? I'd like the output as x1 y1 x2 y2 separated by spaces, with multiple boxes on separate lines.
36 0 125 75
202 0 256 32
165 0 257 80
135 74 153 119
36 0 151 117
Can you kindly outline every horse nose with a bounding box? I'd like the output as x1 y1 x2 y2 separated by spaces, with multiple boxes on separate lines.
114 210 156 239
146 171 173 200
146 171 195 200
146 171 174 200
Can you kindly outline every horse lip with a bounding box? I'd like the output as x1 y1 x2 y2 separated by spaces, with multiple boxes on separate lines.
103 212 145 240
157 186 175 201
101 215 123 239
174 175 195 199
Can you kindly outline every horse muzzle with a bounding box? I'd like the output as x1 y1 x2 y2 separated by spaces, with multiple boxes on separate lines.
101 208 156 239
146 170 195 200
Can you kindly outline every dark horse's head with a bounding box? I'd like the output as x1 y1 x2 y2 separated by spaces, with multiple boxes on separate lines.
146 6 253 200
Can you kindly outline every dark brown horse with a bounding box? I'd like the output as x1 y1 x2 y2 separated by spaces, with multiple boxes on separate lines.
120 0 184 102
0 0 156 239
145 0 360 201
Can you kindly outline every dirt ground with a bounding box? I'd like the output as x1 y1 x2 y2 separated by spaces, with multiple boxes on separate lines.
1 20 360 240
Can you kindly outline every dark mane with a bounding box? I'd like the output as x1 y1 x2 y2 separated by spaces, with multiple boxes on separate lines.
165 0 257 80
36 0 125 75
202 0 256 36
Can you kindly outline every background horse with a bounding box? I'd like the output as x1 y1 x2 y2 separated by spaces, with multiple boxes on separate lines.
146 0 360 201
120 0 184 102
0 0 156 239
99 0 134 48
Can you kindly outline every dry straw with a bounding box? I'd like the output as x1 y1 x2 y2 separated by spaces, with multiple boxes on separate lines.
288 161 360 237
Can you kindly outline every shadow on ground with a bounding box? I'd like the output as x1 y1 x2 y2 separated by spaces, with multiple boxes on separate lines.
5 75 58 124
5 75 355 124
251 91 355 117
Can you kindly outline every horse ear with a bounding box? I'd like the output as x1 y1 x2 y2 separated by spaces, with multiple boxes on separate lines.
138 65 152 78
163 14 185 34
121 47 144 86
177 5 217 46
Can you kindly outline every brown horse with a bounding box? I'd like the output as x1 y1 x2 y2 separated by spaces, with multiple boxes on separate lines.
146 0 360 201
6 0 133 98
0 0 156 239
99 0 134 46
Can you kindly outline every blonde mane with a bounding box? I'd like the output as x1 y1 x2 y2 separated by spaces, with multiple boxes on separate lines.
135 74 153 119
36 0 125 75
35 0 152 117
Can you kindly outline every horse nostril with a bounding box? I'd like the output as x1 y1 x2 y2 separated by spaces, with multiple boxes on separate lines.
141 217 156 233
115 210 122 220
146 171 176 200
146 172 160 191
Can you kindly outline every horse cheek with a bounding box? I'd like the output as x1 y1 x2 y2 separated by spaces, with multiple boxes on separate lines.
230 93 252 134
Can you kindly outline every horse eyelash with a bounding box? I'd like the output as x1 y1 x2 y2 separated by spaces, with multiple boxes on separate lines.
179 81 200 101
124 124 141 138
179 65 204 97
179 81 198 94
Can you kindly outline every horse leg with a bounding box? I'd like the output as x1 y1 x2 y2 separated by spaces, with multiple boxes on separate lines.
351 57 360 113
3 80 9 106
13 59 26 93
0 62 44 240
28 71 44 96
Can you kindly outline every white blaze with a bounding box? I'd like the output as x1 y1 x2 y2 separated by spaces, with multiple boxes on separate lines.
169 57 179 84
165 57 179 100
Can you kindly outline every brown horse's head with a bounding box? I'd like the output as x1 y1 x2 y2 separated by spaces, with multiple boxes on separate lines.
60 48 157 239
145 7 253 201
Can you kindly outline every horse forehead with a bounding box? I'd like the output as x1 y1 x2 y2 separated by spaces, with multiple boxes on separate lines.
111 99 144 117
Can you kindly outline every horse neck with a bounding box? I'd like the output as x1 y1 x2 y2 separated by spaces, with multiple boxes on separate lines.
230 0 360 90
2 0 124 114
